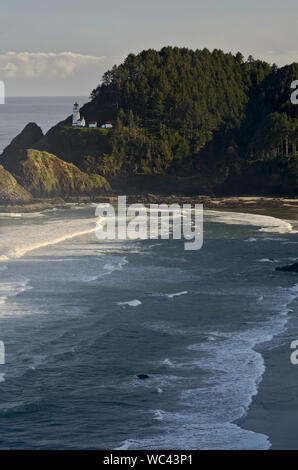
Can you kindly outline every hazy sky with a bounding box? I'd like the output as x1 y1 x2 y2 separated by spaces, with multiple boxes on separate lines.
0 0 297 96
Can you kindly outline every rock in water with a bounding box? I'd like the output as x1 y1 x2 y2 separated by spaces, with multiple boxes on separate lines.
276 263 298 273
137 374 150 380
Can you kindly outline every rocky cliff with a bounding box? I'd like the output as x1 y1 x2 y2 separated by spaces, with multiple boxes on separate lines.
1 122 44 174
18 149 108 197
0 124 111 202
0 165 32 204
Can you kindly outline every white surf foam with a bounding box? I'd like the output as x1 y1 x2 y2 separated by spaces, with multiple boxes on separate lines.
160 358 175 367
167 291 188 299
0 212 22 218
0 279 31 308
132 284 298 450
11 228 97 259
84 256 128 282
117 299 142 307
152 409 166 421
206 210 295 234
258 258 276 263
0 214 103 261
0 212 45 218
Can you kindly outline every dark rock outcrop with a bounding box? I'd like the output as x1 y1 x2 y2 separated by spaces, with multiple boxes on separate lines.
276 263 298 273
0 165 32 203
137 374 150 380
0 123 111 200
1 123 43 174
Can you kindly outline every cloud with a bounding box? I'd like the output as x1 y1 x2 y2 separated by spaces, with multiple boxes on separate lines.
0 52 105 79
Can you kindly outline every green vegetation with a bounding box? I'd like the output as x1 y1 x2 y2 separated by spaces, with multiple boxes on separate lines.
3 47 297 197
63 126 110 135
18 149 109 197
80 47 297 193
0 165 31 203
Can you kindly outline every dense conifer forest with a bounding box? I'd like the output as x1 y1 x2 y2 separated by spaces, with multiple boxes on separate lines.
17 47 298 195
76 48 295 190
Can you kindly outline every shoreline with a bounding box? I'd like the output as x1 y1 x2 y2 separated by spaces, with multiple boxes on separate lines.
237 302 298 449
234 206 298 450
1 194 298 449
1 195 298 215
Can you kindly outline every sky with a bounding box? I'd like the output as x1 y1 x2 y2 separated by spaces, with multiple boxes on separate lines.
0 0 297 96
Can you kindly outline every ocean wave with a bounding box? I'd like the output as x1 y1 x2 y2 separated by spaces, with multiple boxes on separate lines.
0 279 31 307
115 421 270 450
258 258 277 263
136 284 298 450
160 358 175 367
0 212 45 218
148 291 189 300
152 409 166 421
84 256 128 282
0 212 22 218
159 357 202 370
10 228 96 259
206 210 296 234
115 439 140 450
117 299 142 307
166 291 188 299
0 213 105 261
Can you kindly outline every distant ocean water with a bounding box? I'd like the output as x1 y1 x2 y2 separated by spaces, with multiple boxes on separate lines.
0 205 298 449
1 98 298 449
0 96 88 153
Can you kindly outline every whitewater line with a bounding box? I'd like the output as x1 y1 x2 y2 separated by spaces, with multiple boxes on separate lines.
11 228 96 259
205 210 296 234
0 217 105 261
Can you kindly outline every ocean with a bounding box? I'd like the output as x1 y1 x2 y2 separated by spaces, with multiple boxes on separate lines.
0 96 88 153
0 99 298 449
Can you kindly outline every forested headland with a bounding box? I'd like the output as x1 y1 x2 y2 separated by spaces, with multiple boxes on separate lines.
2 47 298 197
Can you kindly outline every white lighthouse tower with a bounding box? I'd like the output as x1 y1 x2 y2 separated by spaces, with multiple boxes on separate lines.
72 101 85 127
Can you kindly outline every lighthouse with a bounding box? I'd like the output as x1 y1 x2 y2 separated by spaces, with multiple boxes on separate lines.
72 101 85 127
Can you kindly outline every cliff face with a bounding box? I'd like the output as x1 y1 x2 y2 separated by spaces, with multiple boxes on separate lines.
0 124 111 201
0 165 32 204
17 149 111 197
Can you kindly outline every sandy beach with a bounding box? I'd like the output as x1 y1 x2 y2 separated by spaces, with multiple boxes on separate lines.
234 203 298 450
1 195 298 214
238 308 298 449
